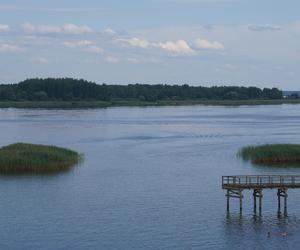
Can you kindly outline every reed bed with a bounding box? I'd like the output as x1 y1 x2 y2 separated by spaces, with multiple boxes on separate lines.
239 144 300 165
0 143 80 174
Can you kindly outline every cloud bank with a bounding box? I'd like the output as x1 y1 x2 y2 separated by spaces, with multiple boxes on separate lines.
118 37 224 55
248 25 281 32
0 43 22 53
63 40 103 54
22 22 93 34
0 24 10 32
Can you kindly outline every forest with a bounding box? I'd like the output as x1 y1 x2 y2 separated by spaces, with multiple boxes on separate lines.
0 78 283 102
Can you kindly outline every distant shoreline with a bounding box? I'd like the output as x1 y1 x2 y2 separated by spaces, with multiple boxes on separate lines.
1 99 300 109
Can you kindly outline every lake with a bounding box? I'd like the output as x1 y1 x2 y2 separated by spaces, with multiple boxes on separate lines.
0 105 300 250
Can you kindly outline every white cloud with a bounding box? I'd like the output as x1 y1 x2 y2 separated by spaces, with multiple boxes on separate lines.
103 28 117 36
128 38 151 48
63 40 103 54
0 43 23 53
0 24 10 32
127 57 140 63
38 25 62 33
105 55 119 63
64 40 93 47
62 23 92 34
118 37 151 48
22 22 93 34
118 37 194 55
285 21 300 34
194 39 224 50
22 22 36 33
0 4 107 13
248 25 281 32
0 4 19 10
127 56 159 64
223 63 237 70
156 40 194 54
29 57 49 64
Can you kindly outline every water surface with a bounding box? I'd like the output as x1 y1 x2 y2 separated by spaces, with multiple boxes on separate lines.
0 105 300 250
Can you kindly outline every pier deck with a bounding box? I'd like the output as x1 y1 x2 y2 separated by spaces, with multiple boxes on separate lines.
222 175 300 216
222 175 300 189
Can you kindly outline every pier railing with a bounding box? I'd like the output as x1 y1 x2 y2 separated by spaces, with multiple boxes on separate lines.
222 175 300 189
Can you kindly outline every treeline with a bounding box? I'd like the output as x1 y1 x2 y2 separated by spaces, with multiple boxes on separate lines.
0 78 283 101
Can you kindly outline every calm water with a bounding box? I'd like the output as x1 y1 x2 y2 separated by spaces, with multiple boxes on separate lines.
0 105 300 250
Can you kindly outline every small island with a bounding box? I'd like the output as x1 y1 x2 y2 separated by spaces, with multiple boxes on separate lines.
0 143 80 174
239 144 300 166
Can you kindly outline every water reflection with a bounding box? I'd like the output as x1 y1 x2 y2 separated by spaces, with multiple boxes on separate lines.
224 213 299 249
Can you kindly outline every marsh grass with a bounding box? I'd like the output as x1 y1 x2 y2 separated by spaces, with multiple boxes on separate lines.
0 143 80 174
239 144 300 166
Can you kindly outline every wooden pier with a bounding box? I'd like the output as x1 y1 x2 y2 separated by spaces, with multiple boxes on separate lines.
222 175 300 216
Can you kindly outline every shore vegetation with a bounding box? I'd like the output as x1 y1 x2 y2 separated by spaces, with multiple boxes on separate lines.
1 99 300 109
0 78 283 102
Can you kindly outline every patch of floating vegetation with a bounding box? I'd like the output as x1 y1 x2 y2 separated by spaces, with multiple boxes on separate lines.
0 143 81 174
239 144 300 166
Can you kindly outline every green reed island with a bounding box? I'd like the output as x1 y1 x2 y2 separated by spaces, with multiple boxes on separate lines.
0 143 80 174
239 144 300 166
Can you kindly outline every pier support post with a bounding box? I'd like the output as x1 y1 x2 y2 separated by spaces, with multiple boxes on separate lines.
258 190 262 215
227 189 230 212
253 190 257 214
239 190 243 213
277 189 281 217
259 196 262 215
225 189 243 213
277 188 288 217
284 190 288 216
253 189 262 215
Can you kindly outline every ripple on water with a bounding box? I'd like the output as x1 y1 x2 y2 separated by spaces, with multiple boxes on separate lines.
0 106 300 250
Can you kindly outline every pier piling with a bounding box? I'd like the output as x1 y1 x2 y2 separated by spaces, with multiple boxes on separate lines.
222 175 296 216
277 189 281 217
253 189 262 215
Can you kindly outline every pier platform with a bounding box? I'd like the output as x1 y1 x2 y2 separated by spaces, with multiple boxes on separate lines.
222 175 300 216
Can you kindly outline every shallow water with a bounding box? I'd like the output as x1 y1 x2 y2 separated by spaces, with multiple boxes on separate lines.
0 105 300 249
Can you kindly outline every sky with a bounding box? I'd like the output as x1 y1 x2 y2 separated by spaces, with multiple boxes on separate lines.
0 0 300 89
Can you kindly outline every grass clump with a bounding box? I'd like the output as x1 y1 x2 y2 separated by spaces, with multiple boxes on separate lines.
239 144 300 166
0 143 80 174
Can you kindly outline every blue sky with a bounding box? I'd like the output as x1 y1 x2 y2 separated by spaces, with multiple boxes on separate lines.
0 0 300 89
